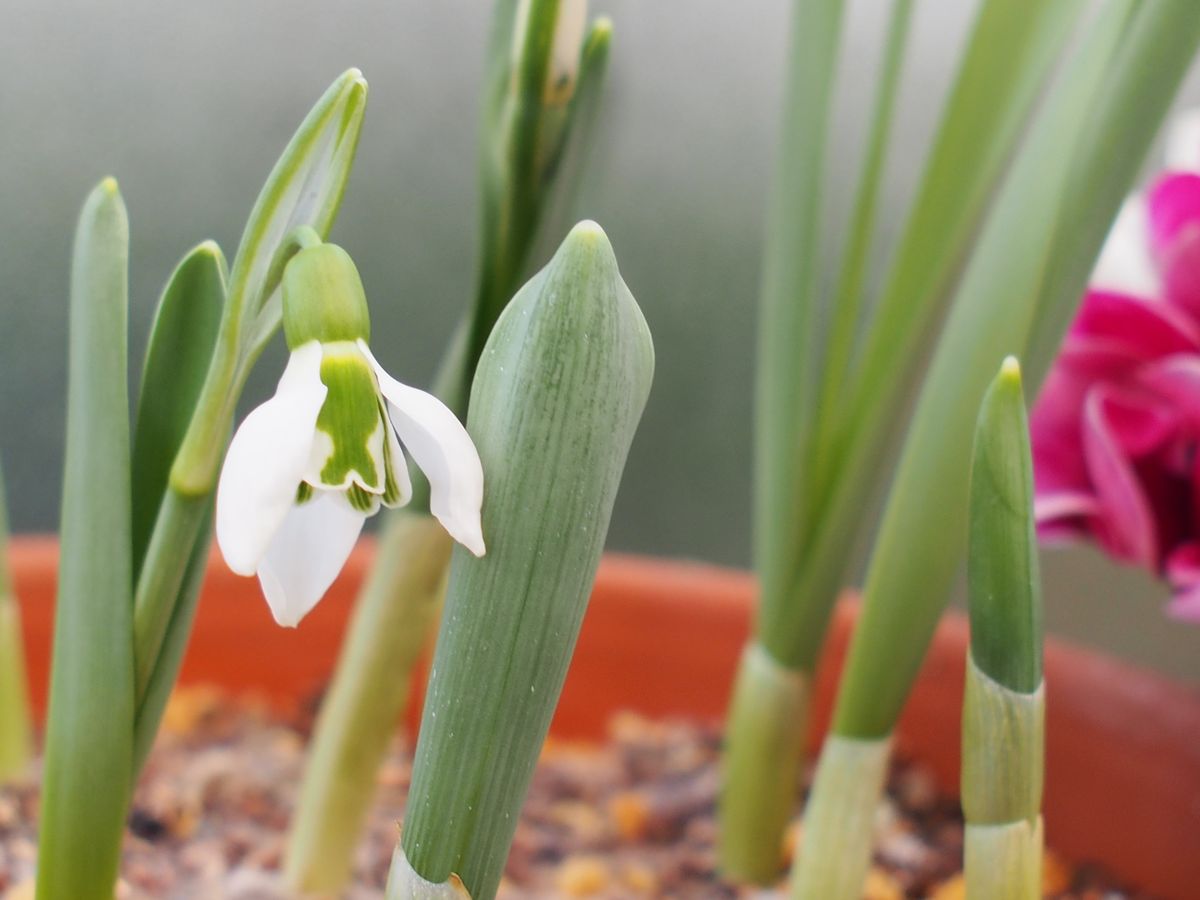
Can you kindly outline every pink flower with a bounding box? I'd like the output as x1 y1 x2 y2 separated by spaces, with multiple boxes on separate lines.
1032 109 1200 622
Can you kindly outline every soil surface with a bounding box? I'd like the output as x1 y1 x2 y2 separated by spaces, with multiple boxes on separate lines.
0 688 1149 898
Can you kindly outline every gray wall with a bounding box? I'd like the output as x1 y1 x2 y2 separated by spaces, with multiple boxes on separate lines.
2 1 1197 680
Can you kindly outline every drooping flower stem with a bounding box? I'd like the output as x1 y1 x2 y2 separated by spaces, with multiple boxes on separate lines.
287 4 610 890
721 0 1082 881
0 464 31 784
396 222 654 900
962 359 1045 900
791 4 1200 897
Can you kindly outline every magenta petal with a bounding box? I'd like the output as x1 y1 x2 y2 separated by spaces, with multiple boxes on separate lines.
1137 355 1200 432
1069 290 1200 359
1148 173 1200 253
1086 384 1177 456
1160 227 1200 318
1166 541 1200 586
1081 387 1160 568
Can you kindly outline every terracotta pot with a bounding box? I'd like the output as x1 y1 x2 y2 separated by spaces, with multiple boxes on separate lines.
14 537 1200 898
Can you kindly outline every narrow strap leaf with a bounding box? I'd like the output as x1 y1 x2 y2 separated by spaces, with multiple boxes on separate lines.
37 179 134 899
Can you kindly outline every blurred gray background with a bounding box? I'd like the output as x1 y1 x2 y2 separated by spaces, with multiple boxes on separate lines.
2 0 1198 680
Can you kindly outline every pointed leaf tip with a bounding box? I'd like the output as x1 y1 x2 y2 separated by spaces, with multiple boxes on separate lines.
968 357 1042 693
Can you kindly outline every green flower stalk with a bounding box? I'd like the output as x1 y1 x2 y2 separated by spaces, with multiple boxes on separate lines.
286 2 612 890
37 70 367 896
963 358 1045 900
789 4 1200 898
0 462 31 783
391 221 653 900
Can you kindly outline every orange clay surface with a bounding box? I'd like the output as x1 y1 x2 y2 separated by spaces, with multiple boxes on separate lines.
11 537 1200 900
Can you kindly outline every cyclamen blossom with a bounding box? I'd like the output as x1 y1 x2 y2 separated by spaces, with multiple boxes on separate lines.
216 242 484 627
1031 109 1200 621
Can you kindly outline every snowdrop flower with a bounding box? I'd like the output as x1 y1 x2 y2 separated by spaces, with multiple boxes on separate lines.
216 242 485 626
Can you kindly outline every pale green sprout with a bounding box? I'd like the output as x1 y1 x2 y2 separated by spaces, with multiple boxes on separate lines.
963 358 1045 900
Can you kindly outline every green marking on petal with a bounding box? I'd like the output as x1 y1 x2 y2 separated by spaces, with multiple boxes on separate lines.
347 484 379 513
314 344 385 493
380 400 405 507
296 482 314 505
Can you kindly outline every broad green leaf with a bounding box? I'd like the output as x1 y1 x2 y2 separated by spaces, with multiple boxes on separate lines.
967 359 1041 694
833 0 1132 739
131 242 225 576
400 222 654 900
37 179 134 899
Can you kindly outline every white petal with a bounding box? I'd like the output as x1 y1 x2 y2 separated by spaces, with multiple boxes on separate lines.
256 491 367 627
1091 195 1160 298
1165 106 1200 172
216 341 326 576
359 340 486 556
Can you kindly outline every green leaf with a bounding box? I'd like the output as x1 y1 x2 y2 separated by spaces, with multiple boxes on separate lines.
131 242 226 576
758 0 1085 675
1027 0 1200 384
814 0 914 445
37 179 134 899
840 0 1085 458
753 0 845 663
399 221 654 900
832 0 1132 739
967 358 1041 693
